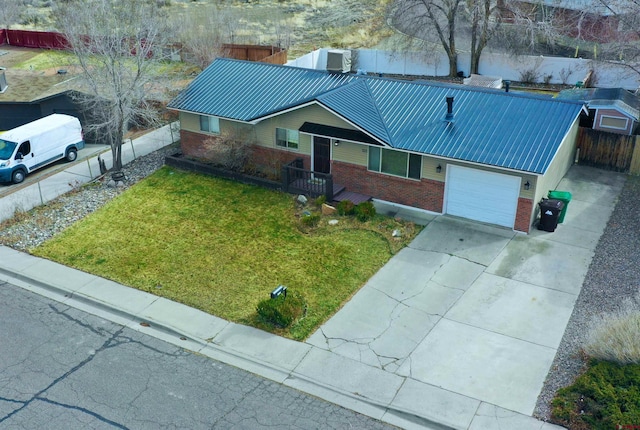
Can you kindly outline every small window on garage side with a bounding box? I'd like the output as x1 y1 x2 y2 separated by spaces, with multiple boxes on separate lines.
199 115 220 134
16 141 30 158
600 116 628 130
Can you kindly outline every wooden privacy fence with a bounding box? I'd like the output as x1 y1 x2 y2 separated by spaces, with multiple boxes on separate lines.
222 44 286 64
576 127 640 173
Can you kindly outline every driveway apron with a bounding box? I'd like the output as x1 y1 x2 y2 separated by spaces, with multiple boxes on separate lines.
306 164 626 419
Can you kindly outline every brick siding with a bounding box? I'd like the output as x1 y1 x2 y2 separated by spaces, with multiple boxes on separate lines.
332 161 444 213
179 130 310 177
180 130 212 159
515 197 534 233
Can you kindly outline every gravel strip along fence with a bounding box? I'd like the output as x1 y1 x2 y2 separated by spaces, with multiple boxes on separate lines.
0 144 178 252
0 148 637 425
534 174 640 422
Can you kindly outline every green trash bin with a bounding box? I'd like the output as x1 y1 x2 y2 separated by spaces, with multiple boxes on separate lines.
548 190 572 223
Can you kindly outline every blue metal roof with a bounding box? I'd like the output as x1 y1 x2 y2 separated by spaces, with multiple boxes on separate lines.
168 59 357 121
169 58 585 174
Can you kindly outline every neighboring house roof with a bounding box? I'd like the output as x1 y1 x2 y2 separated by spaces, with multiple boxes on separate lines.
557 87 640 120
525 0 621 16
168 58 585 175
463 74 503 89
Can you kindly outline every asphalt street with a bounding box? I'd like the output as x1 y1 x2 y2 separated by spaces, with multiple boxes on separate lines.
0 282 395 430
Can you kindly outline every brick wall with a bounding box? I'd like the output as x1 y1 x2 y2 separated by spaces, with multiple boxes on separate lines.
332 161 444 213
250 146 310 175
515 197 534 233
180 130 310 178
180 130 211 159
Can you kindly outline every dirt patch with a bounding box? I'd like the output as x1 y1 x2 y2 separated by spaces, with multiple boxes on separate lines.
0 46 43 68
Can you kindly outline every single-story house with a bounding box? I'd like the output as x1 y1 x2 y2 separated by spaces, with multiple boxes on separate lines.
168 58 585 233
557 87 639 135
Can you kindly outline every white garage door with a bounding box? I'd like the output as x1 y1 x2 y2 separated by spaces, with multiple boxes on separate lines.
445 165 521 228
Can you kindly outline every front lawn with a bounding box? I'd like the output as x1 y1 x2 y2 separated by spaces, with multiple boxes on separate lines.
34 167 419 340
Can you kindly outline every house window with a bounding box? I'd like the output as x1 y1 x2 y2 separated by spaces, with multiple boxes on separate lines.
199 115 220 134
599 115 628 131
275 128 299 149
368 147 421 179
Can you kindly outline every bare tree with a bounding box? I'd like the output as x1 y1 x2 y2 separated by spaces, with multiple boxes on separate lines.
0 0 22 30
53 0 171 173
172 7 234 71
389 0 505 75
595 0 640 76
390 0 463 76
467 0 502 74
495 2 560 55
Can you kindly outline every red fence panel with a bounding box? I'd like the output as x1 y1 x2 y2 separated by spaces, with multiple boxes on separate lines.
0 30 6 45
5 30 67 50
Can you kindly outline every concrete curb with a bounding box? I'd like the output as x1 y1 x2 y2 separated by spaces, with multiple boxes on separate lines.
0 263 453 430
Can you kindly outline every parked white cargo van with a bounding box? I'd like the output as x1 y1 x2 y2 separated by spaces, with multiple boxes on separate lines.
0 114 84 184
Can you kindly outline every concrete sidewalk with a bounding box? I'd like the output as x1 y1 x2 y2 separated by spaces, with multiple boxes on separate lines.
0 160 625 429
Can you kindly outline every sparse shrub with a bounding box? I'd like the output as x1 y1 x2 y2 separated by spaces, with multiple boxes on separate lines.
256 292 306 328
336 200 355 216
355 201 376 222
583 297 640 365
543 73 553 85
301 213 320 227
519 67 540 83
201 132 253 172
559 67 574 85
314 195 326 207
518 58 543 84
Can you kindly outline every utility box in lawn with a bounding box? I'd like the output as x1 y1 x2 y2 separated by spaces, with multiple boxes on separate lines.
538 199 564 232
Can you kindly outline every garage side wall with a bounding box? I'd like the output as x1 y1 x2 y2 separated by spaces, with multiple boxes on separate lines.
534 119 580 225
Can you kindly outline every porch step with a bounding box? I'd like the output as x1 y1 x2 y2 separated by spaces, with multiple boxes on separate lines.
332 189 372 205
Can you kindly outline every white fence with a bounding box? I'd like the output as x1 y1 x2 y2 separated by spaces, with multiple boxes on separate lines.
287 48 640 90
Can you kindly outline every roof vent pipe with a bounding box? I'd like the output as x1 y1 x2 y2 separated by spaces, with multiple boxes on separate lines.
504 80 510 93
445 96 454 121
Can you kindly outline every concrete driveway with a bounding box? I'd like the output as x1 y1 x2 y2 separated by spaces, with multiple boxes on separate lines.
306 164 626 425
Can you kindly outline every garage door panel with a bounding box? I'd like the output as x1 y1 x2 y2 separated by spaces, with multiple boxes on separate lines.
446 166 520 228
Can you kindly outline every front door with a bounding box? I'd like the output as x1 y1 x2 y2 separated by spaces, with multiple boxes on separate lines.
313 136 331 174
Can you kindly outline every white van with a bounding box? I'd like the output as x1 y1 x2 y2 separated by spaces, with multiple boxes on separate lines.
0 114 85 184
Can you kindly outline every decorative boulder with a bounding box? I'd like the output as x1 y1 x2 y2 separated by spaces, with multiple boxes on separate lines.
322 203 337 215
297 195 308 205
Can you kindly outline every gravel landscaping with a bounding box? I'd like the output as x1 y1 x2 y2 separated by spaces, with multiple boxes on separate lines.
534 174 640 422
0 143 637 425
0 144 178 252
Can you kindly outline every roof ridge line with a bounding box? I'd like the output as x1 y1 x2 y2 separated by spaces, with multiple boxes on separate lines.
359 79 394 145
314 78 393 143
